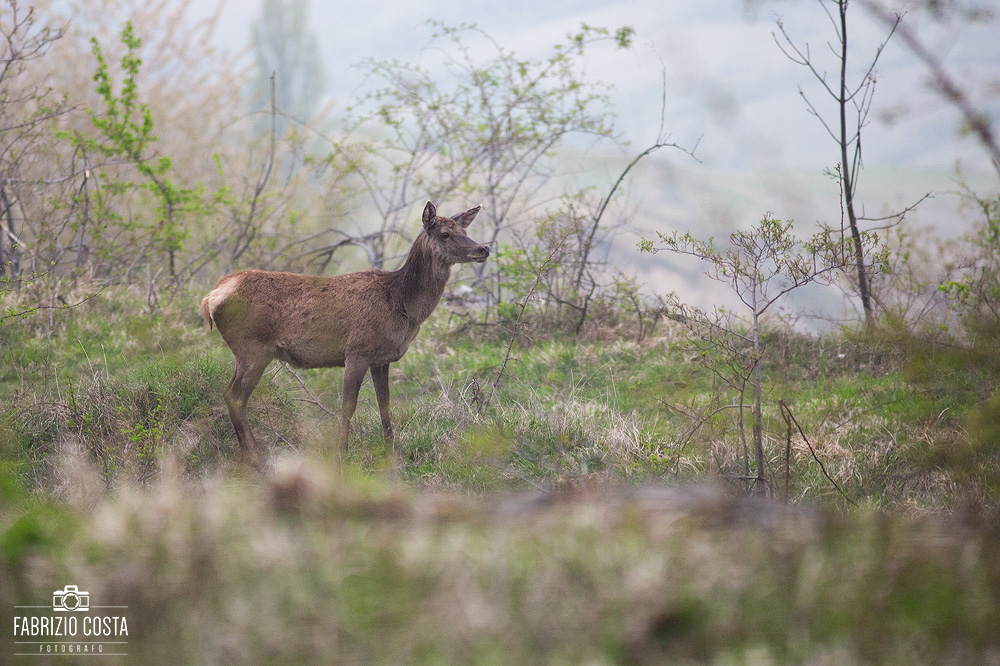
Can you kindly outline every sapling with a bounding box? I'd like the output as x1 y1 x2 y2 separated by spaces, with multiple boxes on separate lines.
640 213 885 492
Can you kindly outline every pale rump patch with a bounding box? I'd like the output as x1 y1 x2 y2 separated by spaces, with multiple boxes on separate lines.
200 275 241 330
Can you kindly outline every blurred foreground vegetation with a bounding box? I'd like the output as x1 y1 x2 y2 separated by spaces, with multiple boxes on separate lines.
2 449 999 665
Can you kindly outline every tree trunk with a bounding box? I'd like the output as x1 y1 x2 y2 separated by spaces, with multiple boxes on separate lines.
752 291 765 494
0 182 19 277
838 0 875 329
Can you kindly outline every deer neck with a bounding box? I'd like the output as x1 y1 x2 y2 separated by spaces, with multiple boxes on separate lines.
393 234 451 324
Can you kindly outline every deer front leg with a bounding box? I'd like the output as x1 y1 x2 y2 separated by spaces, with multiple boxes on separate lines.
339 357 369 453
370 363 394 445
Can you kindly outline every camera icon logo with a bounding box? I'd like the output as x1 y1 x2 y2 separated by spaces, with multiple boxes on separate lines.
52 585 90 612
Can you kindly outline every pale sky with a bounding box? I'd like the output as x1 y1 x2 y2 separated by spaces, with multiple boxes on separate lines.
197 0 1000 175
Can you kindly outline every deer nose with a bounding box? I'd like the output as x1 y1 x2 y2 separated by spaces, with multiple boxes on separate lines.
480 245 490 256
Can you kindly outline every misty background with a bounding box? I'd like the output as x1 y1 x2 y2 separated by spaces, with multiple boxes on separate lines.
37 0 1000 319
195 4 998 167
192 0 1000 302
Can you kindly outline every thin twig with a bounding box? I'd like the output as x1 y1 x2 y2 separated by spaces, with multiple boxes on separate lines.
779 399 857 507
857 0 1000 178
0 290 103 325
479 233 569 413
280 363 338 418
781 401 793 503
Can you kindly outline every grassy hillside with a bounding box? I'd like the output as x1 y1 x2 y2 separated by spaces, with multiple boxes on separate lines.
1 286 993 507
2 287 999 665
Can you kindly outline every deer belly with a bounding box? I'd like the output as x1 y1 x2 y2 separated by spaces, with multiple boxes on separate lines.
275 346 345 369
274 331 348 368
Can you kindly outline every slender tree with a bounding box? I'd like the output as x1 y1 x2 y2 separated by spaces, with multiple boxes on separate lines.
640 214 885 492
774 0 902 328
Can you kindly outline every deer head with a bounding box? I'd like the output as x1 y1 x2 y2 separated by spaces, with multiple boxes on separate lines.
421 201 490 265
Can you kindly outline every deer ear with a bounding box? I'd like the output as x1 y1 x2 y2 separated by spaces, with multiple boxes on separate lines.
422 201 437 230
453 205 481 229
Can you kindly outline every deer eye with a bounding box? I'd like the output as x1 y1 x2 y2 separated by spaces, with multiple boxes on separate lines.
440 232 450 240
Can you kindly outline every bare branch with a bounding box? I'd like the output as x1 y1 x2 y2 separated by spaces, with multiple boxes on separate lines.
858 191 933 227
856 0 1000 178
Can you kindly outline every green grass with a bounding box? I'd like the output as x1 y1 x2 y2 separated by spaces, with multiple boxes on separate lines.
1 286 996 507
2 287 1000 664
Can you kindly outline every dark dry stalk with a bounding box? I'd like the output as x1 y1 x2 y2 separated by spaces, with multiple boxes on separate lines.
479 267 545 415
779 399 857 507
782 401 792 503
479 235 568 414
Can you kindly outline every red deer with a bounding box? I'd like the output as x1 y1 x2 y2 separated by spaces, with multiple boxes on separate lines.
201 201 489 465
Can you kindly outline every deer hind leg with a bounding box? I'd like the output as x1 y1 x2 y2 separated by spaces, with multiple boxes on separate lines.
370 363 394 445
338 356 369 454
224 354 271 468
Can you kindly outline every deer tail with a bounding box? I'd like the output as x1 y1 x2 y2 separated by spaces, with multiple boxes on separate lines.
201 275 242 331
200 293 215 331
